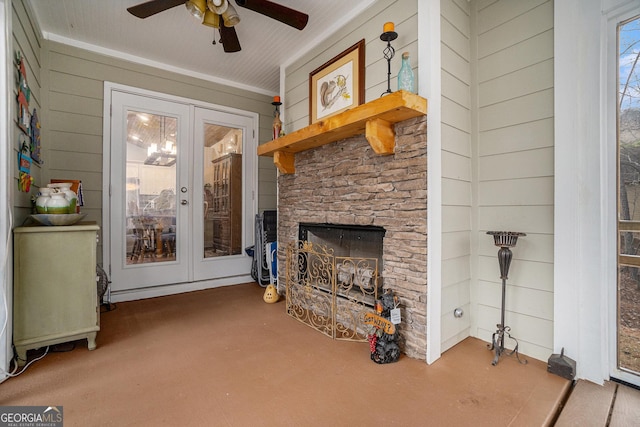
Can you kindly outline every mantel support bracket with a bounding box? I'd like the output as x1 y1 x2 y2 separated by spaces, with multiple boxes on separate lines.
274 151 295 174
365 118 395 155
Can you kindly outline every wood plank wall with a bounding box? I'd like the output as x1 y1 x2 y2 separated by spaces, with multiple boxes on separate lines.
11 0 42 227
473 0 555 361
440 0 473 352
439 0 555 361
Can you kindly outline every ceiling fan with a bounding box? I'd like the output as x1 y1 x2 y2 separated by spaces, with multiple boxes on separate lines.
127 0 309 53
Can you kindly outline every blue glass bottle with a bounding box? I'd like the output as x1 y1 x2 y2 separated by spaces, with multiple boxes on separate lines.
397 52 415 93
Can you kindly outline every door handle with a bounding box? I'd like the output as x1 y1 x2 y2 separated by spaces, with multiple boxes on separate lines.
181 200 188 205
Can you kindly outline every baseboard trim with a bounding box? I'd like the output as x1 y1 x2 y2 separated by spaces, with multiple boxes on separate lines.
108 275 254 303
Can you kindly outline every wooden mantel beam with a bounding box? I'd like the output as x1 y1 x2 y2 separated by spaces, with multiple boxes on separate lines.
257 90 427 174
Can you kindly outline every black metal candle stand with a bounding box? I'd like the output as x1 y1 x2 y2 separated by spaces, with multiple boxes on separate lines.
380 30 397 97
486 231 527 366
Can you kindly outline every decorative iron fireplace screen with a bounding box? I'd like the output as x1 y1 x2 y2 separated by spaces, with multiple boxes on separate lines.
285 240 381 342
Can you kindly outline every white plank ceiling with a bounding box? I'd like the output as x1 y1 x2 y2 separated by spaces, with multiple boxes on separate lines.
27 0 375 94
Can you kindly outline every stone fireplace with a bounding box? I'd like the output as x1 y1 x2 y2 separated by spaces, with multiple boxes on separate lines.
276 115 427 360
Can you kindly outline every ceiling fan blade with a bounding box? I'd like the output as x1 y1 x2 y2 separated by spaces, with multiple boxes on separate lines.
220 24 242 53
234 0 309 30
127 0 186 19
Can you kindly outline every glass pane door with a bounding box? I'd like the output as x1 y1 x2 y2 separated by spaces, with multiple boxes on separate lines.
126 111 178 265
109 91 190 293
617 15 640 378
192 107 254 282
203 124 243 258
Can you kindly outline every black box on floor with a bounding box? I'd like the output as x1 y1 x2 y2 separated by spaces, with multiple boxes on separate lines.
548 348 576 380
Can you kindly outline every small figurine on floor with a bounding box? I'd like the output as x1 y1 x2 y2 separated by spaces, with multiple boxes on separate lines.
263 284 279 303
366 289 400 364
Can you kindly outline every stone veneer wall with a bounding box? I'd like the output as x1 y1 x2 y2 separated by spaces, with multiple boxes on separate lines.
277 115 428 359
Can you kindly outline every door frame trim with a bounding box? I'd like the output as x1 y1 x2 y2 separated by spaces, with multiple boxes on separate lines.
102 82 258 301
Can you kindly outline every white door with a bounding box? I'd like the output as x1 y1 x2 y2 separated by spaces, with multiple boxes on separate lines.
109 90 191 291
192 107 254 281
107 88 256 296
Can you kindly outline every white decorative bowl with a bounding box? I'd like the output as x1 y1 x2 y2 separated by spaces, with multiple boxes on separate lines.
31 213 87 226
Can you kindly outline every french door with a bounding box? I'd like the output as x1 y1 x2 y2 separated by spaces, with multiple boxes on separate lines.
106 86 255 297
615 9 640 387
192 106 255 281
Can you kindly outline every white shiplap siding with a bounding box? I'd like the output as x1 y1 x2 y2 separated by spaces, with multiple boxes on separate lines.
474 0 554 362
440 0 472 352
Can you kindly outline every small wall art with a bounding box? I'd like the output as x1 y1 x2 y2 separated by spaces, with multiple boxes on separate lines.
18 141 32 192
309 39 365 124
16 52 31 135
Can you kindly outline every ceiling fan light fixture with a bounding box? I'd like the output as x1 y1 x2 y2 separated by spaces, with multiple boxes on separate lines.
185 0 207 20
202 10 220 28
125 0 308 52
222 3 240 27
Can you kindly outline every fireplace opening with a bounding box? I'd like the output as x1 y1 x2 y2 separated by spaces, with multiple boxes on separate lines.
286 223 387 340
299 223 385 260
298 223 385 305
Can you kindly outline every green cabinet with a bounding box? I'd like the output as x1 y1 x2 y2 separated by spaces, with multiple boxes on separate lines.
13 224 100 366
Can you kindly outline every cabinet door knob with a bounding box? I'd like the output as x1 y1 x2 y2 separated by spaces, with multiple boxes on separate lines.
181 200 189 205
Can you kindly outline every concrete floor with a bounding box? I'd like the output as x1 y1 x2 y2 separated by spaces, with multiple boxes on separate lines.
0 283 570 426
